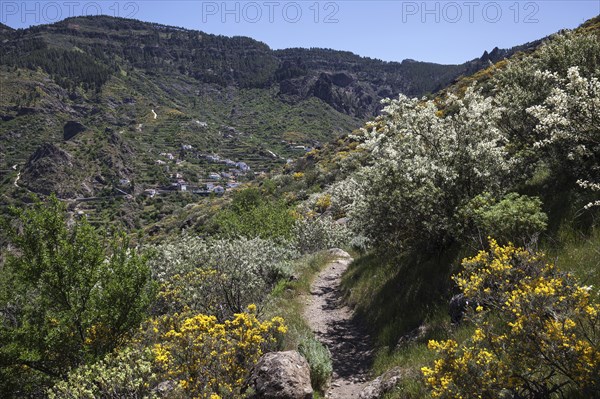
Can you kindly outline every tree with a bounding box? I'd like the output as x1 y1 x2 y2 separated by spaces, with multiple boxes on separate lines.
0 195 156 395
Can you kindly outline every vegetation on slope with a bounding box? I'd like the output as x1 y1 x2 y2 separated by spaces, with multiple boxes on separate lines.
300 21 600 399
1 13 599 399
0 14 539 232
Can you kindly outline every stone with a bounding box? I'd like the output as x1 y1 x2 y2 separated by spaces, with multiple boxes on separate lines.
359 367 414 399
155 380 176 396
396 324 430 348
245 351 313 399
449 293 469 324
327 248 351 259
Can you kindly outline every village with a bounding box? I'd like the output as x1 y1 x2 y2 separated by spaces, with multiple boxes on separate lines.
140 144 251 199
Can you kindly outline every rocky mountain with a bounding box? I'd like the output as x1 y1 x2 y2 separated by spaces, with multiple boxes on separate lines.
0 15 541 218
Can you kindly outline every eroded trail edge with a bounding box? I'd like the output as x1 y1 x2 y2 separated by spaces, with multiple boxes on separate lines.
303 249 374 399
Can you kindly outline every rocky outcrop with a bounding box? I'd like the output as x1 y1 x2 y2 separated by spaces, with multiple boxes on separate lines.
63 121 87 140
311 73 334 104
331 72 353 87
359 367 416 399
20 143 91 198
245 351 313 399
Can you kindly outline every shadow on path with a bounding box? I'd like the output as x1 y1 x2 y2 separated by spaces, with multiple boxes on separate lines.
304 249 374 399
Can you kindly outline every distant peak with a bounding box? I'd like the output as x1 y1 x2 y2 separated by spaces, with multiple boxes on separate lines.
0 22 14 32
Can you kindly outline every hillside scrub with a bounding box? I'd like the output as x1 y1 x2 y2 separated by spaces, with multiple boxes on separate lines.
322 29 600 398
0 196 156 395
323 31 599 254
147 234 298 320
423 241 600 398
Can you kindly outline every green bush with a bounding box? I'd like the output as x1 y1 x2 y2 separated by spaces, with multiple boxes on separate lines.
458 192 548 246
0 195 156 395
213 188 295 240
299 335 333 393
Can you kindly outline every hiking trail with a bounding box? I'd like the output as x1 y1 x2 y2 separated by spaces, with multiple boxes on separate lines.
303 249 374 398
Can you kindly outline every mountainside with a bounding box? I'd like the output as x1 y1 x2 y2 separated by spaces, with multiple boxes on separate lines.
1 13 599 399
0 15 540 226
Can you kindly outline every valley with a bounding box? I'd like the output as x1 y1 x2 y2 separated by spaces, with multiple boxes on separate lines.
0 13 599 399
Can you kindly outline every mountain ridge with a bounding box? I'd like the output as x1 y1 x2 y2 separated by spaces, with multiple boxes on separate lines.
0 15 545 228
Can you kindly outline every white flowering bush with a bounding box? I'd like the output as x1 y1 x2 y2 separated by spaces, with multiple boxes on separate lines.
495 32 600 141
292 216 352 254
494 32 600 183
48 347 159 399
335 88 513 252
148 236 298 319
578 179 600 210
327 177 362 217
526 66 600 181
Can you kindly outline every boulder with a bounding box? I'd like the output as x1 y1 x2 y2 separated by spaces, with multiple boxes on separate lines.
359 367 415 399
449 293 468 324
245 351 313 399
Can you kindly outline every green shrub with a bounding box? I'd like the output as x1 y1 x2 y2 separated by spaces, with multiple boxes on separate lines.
213 188 295 240
299 336 333 393
0 195 156 395
458 192 548 246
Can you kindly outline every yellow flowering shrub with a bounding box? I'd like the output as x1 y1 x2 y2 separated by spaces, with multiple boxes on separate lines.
293 172 305 180
154 268 226 318
423 239 600 398
150 305 286 398
315 194 332 213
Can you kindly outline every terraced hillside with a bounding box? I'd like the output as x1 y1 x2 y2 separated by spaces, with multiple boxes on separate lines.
0 15 539 228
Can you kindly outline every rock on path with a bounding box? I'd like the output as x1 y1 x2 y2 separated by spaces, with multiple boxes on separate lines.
303 249 374 398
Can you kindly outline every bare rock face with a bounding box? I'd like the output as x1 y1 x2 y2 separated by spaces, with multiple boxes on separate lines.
359 367 415 399
245 351 313 399
63 121 87 140
20 143 89 198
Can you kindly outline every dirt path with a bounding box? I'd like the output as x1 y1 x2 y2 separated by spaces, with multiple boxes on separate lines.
304 249 374 398
14 170 21 187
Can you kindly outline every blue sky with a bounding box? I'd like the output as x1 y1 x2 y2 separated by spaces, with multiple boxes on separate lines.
2 1 599 64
